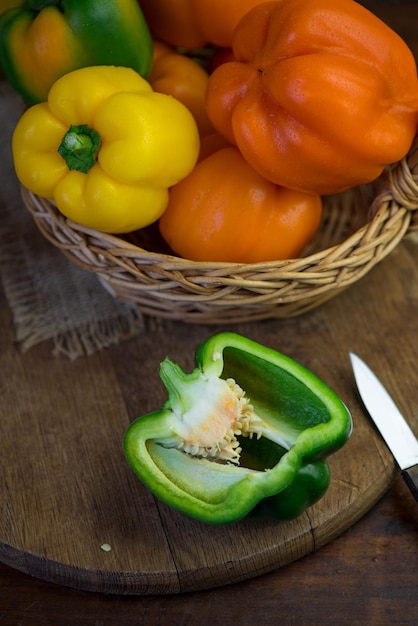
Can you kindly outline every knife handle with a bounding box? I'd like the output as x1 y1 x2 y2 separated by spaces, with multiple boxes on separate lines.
402 465 418 502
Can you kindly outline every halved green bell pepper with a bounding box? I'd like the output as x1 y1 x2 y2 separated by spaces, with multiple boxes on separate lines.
0 0 153 105
124 332 352 524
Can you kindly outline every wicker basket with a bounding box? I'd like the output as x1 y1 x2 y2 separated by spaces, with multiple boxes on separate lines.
22 139 418 324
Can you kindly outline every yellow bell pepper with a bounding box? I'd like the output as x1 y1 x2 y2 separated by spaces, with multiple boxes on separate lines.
12 65 200 234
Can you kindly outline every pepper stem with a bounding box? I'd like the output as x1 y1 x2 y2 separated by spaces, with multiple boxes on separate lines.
58 124 101 174
160 359 202 416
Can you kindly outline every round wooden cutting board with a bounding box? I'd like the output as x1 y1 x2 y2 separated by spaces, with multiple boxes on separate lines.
3 228 417 594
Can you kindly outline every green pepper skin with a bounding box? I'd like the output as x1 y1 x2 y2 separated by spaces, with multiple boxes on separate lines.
0 0 153 104
124 332 352 525
249 461 330 521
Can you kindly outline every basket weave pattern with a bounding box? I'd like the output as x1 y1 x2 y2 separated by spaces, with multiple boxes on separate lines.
23 139 418 324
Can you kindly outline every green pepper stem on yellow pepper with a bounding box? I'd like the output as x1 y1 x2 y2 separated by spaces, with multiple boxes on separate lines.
58 125 101 174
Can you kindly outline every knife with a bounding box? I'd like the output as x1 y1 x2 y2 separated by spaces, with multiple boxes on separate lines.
349 352 418 502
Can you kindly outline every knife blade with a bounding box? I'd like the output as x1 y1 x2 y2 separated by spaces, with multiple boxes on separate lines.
349 352 418 502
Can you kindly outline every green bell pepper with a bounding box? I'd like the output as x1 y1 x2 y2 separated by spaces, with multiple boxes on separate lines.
0 0 153 105
124 332 352 524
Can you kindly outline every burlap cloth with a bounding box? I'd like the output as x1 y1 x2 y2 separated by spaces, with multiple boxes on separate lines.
0 82 146 359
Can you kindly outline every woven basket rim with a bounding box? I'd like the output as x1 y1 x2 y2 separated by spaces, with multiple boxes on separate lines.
25 138 418 263
20 137 418 322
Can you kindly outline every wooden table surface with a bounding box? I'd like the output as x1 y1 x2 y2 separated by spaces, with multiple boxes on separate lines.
2 2 418 624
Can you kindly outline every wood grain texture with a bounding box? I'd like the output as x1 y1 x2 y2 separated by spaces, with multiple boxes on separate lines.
1 471 418 626
4 233 418 594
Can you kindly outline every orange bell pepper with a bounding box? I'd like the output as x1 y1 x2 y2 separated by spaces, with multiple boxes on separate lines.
159 146 322 263
197 131 232 161
209 47 235 73
149 41 214 136
206 0 418 195
138 0 268 49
